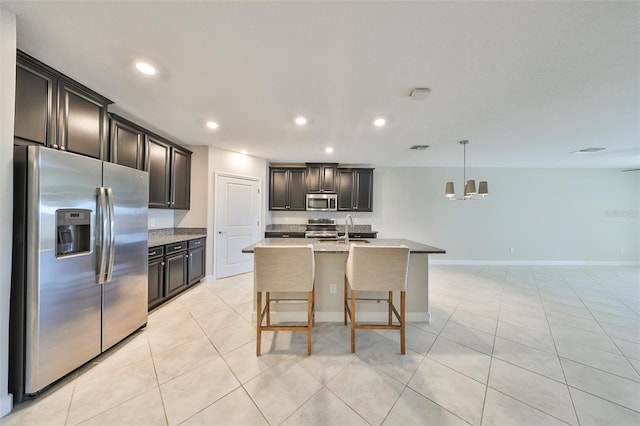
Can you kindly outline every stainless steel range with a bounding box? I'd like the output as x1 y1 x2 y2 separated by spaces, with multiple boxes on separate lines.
305 218 338 238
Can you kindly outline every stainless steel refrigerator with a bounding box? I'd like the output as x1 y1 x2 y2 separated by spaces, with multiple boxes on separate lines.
10 145 149 401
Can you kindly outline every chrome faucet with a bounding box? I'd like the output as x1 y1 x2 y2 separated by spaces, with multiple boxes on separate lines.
345 214 354 245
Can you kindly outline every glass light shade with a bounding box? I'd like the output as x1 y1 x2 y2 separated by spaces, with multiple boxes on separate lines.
465 180 477 195
445 182 455 197
478 181 489 195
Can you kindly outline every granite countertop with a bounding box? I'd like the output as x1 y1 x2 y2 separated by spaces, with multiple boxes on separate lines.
242 238 445 254
149 228 207 247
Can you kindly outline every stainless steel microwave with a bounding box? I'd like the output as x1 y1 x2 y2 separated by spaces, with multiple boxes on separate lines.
306 193 337 211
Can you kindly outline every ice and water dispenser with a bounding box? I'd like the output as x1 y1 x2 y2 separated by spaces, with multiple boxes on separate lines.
56 209 91 257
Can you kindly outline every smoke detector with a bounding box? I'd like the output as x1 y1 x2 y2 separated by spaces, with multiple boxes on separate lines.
409 88 431 101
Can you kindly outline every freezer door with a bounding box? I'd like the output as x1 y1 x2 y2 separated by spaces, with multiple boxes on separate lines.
102 162 149 351
25 146 103 394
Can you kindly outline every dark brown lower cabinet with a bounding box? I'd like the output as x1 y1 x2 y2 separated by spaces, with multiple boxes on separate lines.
148 237 206 311
165 249 188 299
188 238 206 285
147 246 165 310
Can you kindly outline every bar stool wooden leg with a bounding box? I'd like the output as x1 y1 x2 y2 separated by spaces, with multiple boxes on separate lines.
344 278 348 325
400 291 406 354
256 292 262 356
265 292 271 326
307 290 313 355
388 291 393 325
351 289 357 353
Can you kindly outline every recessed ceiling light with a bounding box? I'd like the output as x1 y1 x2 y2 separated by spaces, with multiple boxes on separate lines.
206 121 219 129
135 61 157 76
374 118 386 127
295 116 307 126
325 147 334 154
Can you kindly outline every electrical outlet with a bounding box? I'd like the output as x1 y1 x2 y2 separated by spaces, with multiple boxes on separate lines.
509 247 514 254
148 217 155 227
329 283 337 294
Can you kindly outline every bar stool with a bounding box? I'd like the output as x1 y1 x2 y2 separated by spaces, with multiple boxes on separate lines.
254 244 315 356
344 244 410 354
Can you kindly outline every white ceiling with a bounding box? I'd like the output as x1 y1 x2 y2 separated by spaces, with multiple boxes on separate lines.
3 1 639 168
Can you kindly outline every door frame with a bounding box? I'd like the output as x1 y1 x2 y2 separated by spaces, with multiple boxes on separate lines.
213 172 263 279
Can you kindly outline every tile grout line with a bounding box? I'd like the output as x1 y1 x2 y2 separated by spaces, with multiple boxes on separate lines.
540 266 580 425
478 263 507 426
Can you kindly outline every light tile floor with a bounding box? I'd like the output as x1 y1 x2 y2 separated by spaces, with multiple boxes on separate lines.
2 265 640 425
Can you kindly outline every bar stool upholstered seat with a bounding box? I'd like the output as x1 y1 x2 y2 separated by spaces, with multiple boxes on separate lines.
344 244 410 354
254 244 315 356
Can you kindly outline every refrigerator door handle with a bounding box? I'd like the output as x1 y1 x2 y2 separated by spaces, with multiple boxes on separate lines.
105 187 116 282
96 187 108 284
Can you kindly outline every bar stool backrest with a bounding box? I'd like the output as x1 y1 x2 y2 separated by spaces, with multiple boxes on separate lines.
345 245 410 292
254 245 315 292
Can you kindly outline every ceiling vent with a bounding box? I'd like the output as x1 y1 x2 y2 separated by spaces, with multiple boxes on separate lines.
410 145 430 150
409 88 431 101
571 147 606 154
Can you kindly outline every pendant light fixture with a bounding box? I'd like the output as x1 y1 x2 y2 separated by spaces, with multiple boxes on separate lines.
445 140 489 200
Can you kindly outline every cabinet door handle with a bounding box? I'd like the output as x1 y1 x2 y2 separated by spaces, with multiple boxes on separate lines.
149 251 157 256
175 245 182 250
161 262 165 266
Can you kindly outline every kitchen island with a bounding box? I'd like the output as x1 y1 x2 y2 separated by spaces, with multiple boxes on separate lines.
242 238 445 322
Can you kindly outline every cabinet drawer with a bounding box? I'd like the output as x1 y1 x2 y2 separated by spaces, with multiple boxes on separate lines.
148 246 164 259
165 242 187 254
188 237 205 248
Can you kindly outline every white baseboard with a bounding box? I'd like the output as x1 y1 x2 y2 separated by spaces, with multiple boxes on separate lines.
0 393 12 418
431 260 640 266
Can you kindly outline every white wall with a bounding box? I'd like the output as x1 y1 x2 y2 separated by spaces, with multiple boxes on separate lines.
0 5 16 417
174 147 268 277
273 167 639 264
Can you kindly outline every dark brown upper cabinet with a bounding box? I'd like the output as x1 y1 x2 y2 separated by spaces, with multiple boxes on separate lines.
14 51 112 160
109 114 146 170
269 167 306 211
146 134 191 210
14 56 55 146
337 168 374 212
170 147 191 210
57 80 110 159
306 163 337 193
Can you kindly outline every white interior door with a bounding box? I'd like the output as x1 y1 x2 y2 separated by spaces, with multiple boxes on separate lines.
215 174 260 278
